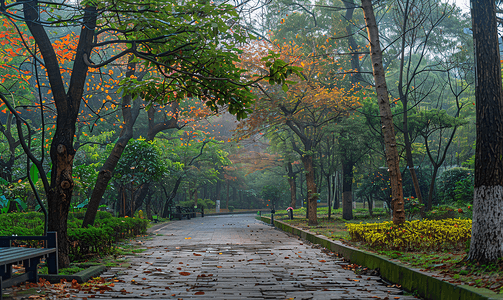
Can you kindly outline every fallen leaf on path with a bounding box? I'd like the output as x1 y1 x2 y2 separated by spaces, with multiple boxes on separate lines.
179 272 191 276
195 291 205 295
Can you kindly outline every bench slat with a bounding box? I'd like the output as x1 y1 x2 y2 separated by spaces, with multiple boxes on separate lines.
0 248 56 265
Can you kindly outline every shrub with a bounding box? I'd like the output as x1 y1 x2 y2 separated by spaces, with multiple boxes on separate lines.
437 167 473 205
403 197 424 220
177 199 215 209
346 218 471 251
199 199 215 209
228 206 235 212
69 216 148 260
0 211 148 261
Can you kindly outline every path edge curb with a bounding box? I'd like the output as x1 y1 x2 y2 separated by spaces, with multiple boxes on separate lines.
39 265 107 284
259 216 503 300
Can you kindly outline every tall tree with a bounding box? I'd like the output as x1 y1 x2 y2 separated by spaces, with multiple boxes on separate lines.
361 0 405 224
468 1 503 263
238 41 358 225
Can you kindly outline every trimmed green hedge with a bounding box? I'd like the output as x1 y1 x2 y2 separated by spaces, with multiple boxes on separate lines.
0 212 148 260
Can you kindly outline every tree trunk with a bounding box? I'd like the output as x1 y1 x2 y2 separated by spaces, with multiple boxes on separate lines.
162 177 183 218
0 114 16 182
366 195 373 217
132 182 150 214
216 179 221 202
333 173 340 210
24 0 97 268
402 96 425 215
226 180 229 210
145 190 152 220
342 161 354 220
232 186 237 205
193 187 199 207
361 0 405 224
82 63 140 228
287 163 297 209
344 0 365 85
469 1 503 263
301 154 318 226
299 172 304 208
428 165 439 208
326 174 331 219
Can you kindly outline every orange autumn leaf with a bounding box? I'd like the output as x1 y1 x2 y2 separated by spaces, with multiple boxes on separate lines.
179 272 191 276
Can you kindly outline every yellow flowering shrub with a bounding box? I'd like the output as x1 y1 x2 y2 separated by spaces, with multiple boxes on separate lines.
346 218 471 251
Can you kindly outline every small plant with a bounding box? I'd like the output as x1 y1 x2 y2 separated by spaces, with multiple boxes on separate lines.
59 266 85 275
228 206 235 212
404 197 424 220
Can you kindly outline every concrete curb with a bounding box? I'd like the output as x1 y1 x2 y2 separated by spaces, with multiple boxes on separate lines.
39 265 107 284
260 216 503 300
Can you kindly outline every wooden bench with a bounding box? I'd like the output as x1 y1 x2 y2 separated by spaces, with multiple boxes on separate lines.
0 232 58 300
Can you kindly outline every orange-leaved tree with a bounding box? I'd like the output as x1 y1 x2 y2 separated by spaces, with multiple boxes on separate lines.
0 0 299 268
237 41 359 226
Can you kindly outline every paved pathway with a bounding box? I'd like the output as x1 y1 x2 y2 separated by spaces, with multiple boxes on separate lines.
91 214 417 299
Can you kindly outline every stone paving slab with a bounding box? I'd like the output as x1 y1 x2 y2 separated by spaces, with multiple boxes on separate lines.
10 215 418 299
82 214 417 300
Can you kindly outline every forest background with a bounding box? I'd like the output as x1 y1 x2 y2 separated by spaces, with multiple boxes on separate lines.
0 0 499 266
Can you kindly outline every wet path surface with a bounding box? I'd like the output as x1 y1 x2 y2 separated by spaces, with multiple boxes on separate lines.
92 214 416 299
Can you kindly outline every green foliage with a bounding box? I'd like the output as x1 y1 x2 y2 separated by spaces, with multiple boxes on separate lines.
177 198 215 209
0 212 44 236
403 197 424 220
453 176 474 206
108 0 299 120
437 167 474 205
408 109 467 134
356 170 391 209
261 184 281 209
0 179 30 213
261 51 304 89
0 212 147 261
228 205 235 212
114 138 165 186
425 205 471 220
70 215 148 260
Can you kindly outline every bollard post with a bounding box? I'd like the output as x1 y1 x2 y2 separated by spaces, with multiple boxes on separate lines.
270 209 275 226
288 209 293 220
